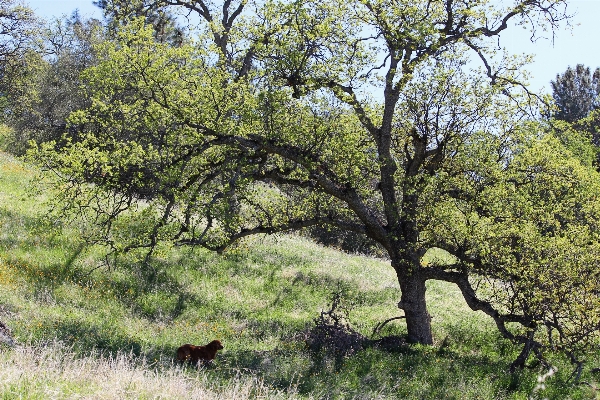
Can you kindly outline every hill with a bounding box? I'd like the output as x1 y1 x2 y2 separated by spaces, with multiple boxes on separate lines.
0 151 594 398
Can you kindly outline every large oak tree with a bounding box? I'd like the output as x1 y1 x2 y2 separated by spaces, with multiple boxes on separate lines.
34 0 600 370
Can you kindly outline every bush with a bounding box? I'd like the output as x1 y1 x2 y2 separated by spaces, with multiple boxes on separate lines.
303 291 368 356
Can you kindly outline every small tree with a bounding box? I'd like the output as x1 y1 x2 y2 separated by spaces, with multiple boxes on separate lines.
33 0 600 370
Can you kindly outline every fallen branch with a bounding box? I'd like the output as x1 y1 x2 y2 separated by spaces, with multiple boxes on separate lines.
372 316 406 338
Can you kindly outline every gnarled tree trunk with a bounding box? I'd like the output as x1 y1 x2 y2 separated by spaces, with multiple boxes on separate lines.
396 268 433 344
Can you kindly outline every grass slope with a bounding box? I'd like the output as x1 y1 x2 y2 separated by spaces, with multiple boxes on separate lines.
0 151 597 399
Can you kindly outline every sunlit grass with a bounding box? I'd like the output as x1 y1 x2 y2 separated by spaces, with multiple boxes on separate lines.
0 151 597 399
0 341 297 399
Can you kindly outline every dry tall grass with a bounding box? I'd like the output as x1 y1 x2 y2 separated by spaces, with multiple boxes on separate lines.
0 341 298 399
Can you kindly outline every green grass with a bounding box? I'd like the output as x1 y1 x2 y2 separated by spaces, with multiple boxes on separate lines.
0 151 598 399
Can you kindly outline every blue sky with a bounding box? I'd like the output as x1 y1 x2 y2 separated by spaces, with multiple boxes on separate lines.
25 0 600 94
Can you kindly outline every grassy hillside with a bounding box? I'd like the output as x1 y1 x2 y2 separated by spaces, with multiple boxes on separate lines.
0 151 597 399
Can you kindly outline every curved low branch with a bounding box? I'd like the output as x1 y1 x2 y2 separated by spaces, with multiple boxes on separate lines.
175 218 323 252
198 132 390 247
372 316 406 338
420 266 543 369
422 266 533 329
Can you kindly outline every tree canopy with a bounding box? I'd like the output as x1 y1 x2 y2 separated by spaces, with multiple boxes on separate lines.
548 65 600 171
32 0 600 371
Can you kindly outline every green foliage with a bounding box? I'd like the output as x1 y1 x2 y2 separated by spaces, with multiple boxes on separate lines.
409 118 600 365
550 118 599 168
548 64 600 169
95 0 186 46
0 0 40 153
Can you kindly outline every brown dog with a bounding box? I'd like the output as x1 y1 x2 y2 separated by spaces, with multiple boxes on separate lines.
176 340 224 365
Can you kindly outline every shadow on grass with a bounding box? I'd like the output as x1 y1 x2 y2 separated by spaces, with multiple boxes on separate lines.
0 208 64 250
48 319 145 356
205 334 526 399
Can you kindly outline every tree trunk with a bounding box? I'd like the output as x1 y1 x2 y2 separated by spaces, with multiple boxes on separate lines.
396 270 433 345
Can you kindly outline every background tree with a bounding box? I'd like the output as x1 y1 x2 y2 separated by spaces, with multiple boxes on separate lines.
548 65 600 169
551 64 600 122
33 0 600 371
94 0 185 46
0 0 38 75
0 0 39 135
0 0 38 341
2 12 104 154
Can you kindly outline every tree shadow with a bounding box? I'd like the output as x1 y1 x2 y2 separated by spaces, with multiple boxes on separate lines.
47 319 145 356
204 330 522 398
0 206 535 397
0 208 64 250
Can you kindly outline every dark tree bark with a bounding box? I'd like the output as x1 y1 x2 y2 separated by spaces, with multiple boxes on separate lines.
396 268 433 344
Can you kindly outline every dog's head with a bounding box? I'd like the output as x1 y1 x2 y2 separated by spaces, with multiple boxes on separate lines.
208 340 224 350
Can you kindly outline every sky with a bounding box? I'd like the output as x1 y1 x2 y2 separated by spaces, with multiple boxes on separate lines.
24 0 600 95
